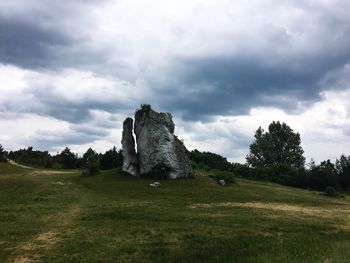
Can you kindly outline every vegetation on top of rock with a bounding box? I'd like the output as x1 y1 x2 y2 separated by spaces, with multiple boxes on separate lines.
138 104 152 114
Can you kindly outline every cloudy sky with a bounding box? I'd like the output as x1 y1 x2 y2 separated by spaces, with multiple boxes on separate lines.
1 0 350 163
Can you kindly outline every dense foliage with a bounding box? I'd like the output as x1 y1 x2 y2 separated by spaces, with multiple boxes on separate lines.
0 145 7 162
142 163 171 179
246 122 305 168
6 145 123 172
58 147 78 169
307 160 338 191
336 155 350 190
231 157 350 193
8 147 53 168
3 119 350 194
188 149 232 171
100 147 123 170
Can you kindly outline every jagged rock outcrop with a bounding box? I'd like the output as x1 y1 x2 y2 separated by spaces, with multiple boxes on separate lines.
121 105 192 179
121 117 139 176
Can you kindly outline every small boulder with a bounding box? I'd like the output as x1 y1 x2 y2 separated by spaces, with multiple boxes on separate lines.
80 169 91 177
149 182 161 187
219 179 226 186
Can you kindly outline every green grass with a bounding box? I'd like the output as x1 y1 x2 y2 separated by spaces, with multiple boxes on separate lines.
1 162 350 262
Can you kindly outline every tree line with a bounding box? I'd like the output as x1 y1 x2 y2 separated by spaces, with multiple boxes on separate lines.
187 121 350 195
1 120 350 194
0 145 123 172
243 121 350 193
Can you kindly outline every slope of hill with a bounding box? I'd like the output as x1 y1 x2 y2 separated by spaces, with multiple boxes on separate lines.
1 163 350 262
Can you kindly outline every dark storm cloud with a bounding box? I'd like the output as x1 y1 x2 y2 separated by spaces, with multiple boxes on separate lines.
0 0 112 70
159 50 350 120
1 0 350 131
1 82 131 124
0 16 72 68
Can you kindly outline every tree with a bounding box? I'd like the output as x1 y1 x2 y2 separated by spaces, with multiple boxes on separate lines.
8 147 52 167
59 147 77 169
336 154 350 190
82 148 98 164
188 149 231 171
81 148 100 174
100 147 123 170
0 144 7 162
246 121 305 168
308 160 338 191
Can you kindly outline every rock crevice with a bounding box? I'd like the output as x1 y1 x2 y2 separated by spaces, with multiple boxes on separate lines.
121 117 139 176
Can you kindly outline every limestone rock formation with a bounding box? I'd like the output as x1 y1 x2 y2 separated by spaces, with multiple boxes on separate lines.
121 117 139 176
121 105 192 179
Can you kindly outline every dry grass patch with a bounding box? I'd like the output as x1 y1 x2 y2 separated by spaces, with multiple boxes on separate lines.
189 201 350 221
6 207 81 263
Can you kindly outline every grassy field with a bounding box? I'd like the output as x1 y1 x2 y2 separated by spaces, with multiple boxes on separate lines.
1 163 350 263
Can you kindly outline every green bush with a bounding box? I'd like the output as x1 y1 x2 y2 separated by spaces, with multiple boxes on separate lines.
325 186 338 197
141 104 151 111
0 144 7 163
208 170 236 185
188 149 232 171
85 155 100 175
142 163 171 179
100 147 123 170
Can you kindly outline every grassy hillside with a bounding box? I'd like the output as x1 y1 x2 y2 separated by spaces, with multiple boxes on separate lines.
1 163 350 263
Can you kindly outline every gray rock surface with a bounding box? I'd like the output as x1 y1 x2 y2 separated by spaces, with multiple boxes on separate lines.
149 182 161 187
219 179 226 186
121 106 192 179
80 169 91 177
121 117 139 176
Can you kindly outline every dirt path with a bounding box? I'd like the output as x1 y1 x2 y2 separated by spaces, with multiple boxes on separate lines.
7 160 33 169
6 206 81 263
7 159 75 175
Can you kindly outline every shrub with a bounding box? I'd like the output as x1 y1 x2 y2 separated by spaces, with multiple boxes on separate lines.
336 154 350 190
84 154 100 176
7 147 53 167
208 170 236 185
188 149 232 171
325 186 338 197
239 164 307 188
142 163 171 179
100 147 123 170
307 160 338 191
232 163 251 178
0 144 7 163
59 147 78 169
141 104 151 111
